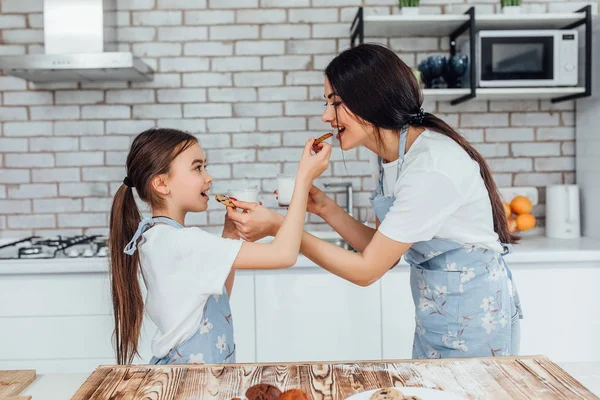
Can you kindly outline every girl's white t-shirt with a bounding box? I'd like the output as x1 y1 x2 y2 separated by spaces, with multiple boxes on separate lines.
369 130 504 253
138 224 242 358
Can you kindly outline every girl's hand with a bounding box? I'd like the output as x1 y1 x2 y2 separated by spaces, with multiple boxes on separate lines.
297 139 331 183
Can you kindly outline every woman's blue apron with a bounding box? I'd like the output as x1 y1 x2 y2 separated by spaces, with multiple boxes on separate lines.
369 126 522 358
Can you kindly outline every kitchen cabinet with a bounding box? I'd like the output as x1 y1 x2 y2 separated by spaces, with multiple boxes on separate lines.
510 262 600 362
254 268 382 363
381 268 416 359
2 239 600 373
228 270 256 363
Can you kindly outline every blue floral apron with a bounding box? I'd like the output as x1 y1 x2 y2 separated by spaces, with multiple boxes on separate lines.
124 216 236 364
369 126 523 359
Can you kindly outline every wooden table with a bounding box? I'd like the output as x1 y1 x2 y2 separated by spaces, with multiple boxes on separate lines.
0 370 36 400
72 356 599 400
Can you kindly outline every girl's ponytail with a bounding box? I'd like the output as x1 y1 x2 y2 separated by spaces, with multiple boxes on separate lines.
109 184 143 365
108 127 197 364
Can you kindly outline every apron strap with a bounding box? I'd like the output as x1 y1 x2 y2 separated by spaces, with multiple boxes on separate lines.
375 124 409 197
124 216 183 255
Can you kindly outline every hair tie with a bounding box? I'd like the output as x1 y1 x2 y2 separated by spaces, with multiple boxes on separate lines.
409 108 426 125
123 176 134 188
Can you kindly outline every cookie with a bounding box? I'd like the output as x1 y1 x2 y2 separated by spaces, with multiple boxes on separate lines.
215 194 236 208
278 388 311 400
313 132 333 145
245 383 282 400
403 396 422 400
369 388 405 400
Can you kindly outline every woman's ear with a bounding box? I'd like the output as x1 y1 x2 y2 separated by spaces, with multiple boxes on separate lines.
151 174 170 196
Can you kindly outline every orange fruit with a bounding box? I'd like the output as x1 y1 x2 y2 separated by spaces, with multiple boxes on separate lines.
516 213 536 231
510 196 533 215
503 202 512 219
507 216 518 233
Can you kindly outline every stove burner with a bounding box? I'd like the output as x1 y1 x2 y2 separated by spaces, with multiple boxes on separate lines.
0 235 108 259
19 247 43 257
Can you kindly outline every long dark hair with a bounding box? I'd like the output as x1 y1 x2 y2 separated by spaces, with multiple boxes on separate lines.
109 128 197 365
325 43 517 244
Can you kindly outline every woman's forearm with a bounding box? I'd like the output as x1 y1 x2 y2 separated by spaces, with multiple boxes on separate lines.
317 201 377 253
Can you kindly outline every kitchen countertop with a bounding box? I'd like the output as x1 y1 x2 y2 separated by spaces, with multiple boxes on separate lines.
1 235 600 275
17 361 600 399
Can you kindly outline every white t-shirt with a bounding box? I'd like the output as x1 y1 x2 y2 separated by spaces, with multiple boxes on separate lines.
370 130 504 253
138 224 242 358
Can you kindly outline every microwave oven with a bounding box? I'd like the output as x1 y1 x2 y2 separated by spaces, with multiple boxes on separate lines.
465 30 579 87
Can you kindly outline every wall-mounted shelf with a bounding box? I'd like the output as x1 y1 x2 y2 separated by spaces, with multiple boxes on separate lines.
422 88 470 101
423 87 586 101
476 87 586 100
477 13 587 30
361 13 587 37
350 7 593 105
362 15 469 37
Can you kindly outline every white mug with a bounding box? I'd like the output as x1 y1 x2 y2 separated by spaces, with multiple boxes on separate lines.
277 174 295 207
546 184 581 239
227 186 259 203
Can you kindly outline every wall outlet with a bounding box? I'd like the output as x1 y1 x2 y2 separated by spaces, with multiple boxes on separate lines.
498 186 539 206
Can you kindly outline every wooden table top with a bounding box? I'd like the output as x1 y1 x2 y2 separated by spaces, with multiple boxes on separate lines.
72 356 599 400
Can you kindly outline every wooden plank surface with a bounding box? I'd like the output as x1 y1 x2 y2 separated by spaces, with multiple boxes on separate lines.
0 370 36 398
72 356 599 400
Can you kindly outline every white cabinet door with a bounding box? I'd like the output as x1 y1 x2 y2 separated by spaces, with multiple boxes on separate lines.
381 267 415 360
229 270 256 363
255 268 382 363
510 262 600 363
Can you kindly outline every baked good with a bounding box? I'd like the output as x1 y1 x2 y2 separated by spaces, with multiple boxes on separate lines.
278 388 311 400
369 388 405 400
403 397 422 400
215 194 236 208
245 383 282 400
313 132 333 145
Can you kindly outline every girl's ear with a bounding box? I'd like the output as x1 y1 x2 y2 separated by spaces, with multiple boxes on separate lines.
151 174 170 196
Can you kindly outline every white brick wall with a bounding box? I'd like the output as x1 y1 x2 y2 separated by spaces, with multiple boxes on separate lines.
0 1 590 234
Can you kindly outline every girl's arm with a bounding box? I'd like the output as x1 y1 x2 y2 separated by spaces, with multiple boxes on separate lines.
300 230 412 286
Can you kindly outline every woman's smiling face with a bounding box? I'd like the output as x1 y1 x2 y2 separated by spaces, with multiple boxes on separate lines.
321 77 371 151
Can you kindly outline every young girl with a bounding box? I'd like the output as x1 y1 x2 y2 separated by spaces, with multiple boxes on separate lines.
109 127 330 365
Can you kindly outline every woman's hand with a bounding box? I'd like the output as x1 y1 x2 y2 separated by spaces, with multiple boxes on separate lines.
276 184 334 217
227 200 285 242
307 184 334 217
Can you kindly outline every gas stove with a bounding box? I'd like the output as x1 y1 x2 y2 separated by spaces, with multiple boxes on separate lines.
0 235 108 259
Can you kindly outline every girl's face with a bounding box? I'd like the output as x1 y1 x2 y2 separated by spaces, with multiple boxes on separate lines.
321 77 371 151
165 142 212 213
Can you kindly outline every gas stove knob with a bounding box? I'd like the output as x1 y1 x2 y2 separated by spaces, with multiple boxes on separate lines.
83 248 95 257
68 249 80 258
97 247 108 257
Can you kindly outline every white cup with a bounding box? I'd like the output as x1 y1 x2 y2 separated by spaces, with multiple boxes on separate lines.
277 174 295 207
227 186 259 203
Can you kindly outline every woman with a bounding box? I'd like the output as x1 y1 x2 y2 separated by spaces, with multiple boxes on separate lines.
228 43 522 359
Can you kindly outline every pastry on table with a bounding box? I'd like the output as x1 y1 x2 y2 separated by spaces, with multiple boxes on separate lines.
245 383 282 400
278 388 311 400
369 388 406 400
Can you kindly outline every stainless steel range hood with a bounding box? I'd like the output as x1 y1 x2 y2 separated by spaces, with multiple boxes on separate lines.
0 0 154 82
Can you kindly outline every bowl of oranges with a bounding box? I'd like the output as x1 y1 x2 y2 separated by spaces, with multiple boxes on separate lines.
503 195 537 234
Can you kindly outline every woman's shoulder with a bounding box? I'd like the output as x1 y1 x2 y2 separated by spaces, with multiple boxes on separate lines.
406 130 478 174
